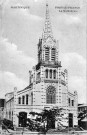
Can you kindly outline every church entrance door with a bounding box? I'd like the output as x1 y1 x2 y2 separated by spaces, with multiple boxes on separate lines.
19 112 27 127
69 113 73 127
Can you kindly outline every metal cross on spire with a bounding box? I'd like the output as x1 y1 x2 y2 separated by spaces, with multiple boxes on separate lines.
42 2 53 40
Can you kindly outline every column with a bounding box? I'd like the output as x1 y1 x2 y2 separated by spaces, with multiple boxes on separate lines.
52 70 53 79
74 91 78 126
41 66 45 105
48 69 50 79
32 66 36 108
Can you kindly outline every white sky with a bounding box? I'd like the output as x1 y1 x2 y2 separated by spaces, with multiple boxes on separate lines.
0 0 86 103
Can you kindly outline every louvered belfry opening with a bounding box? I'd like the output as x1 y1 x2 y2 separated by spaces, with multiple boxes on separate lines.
51 48 56 61
45 47 50 61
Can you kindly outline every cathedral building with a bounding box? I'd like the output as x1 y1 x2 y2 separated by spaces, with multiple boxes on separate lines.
4 3 78 128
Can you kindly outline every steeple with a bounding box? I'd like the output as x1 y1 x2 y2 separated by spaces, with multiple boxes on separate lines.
42 2 53 40
37 2 59 65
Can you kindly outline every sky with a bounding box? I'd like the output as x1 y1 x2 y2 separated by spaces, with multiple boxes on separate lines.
0 0 86 103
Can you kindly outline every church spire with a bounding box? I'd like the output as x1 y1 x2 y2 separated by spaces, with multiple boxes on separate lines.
42 2 53 40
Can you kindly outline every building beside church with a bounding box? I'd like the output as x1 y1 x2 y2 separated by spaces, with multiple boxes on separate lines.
0 99 5 122
4 3 78 128
78 104 87 130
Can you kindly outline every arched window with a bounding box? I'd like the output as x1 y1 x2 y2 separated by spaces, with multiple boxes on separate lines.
53 70 56 79
12 111 13 116
31 93 33 105
22 96 25 104
26 94 28 105
6 111 8 118
50 69 52 78
46 86 56 104
72 100 74 106
51 48 56 61
12 111 13 121
45 69 48 78
45 47 49 61
9 111 11 119
18 97 21 104
69 98 70 106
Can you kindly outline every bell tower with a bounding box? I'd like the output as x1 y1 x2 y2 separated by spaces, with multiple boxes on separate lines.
37 3 59 66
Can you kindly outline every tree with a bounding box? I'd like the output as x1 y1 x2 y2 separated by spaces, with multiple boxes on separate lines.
41 107 66 131
78 109 87 121
78 109 87 129
26 112 43 131
27 107 67 132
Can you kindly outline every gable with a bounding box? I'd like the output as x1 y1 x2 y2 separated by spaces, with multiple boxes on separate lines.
45 36 56 46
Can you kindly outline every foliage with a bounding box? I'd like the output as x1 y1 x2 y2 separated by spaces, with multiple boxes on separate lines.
28 107 65 131
26 112 44 131
2 118 14 130
78 109 87 121
41 107 65 130
78 109 87 130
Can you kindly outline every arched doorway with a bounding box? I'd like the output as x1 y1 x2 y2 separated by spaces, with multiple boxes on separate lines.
19 112 27 127
69 113 73 127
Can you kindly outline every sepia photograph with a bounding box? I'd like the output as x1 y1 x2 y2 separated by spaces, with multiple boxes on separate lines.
0 0 87 134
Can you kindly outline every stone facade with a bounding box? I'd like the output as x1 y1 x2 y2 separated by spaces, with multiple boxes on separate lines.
4 3 78 128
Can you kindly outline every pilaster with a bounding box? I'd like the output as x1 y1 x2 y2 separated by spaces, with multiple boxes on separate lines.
56 40 59 62
58 67 62 106
32 66 36 107
64 69 68 108
41 66 45 104
13 87 18 128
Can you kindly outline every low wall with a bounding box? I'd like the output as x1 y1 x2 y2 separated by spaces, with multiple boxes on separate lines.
1 130 87 135
46 131 87 135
